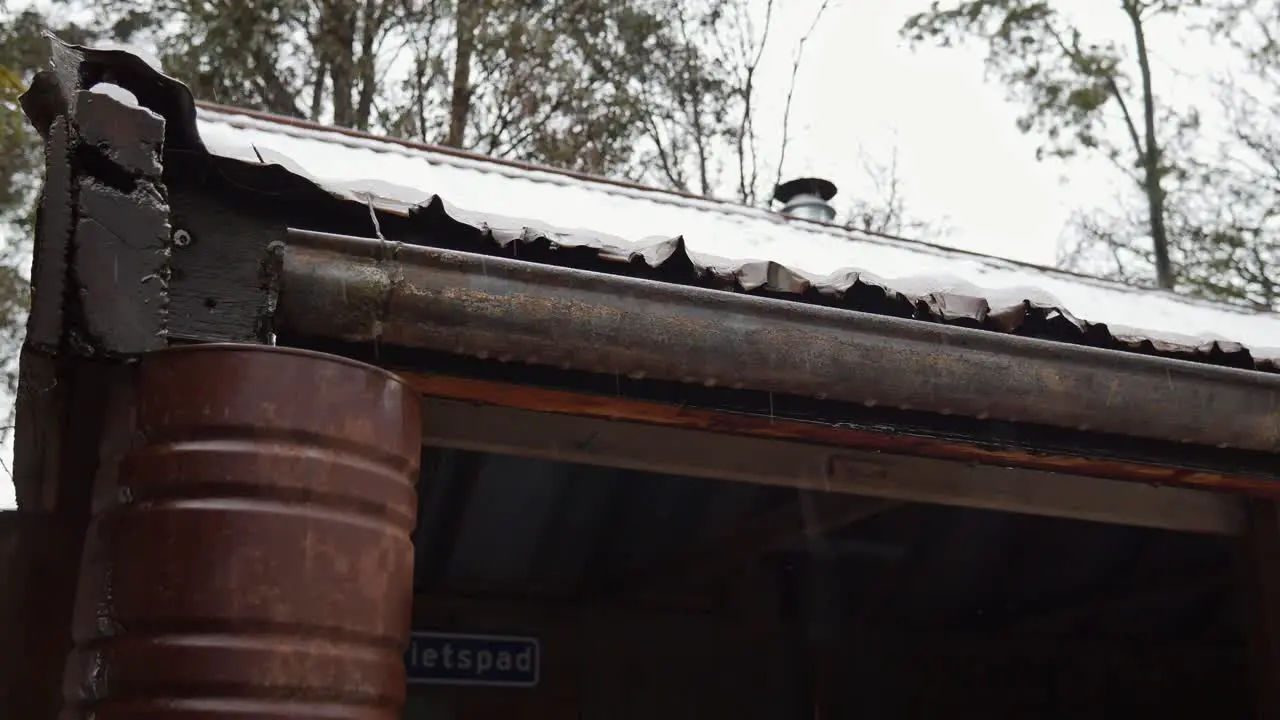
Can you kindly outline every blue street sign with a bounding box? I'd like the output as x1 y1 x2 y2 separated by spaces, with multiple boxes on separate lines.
405 632 540 688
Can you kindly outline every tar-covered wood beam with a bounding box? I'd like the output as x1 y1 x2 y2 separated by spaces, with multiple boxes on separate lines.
16 45 177 510
418 397 1246 536
2 360 135 718
22 39 173 358
7 41 175 711
0 511 85 718
67 88 170 354
279 229 1280 455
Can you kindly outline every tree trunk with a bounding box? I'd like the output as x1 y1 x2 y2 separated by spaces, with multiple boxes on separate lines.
1126 1 1174 290
321 1 358 128
446 1 478 148
354 0 382 132
309 60 327 122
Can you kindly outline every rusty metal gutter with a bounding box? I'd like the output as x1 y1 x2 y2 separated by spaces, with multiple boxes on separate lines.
275 229 1280 454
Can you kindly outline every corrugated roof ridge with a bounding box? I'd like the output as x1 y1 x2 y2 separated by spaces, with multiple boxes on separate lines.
197 102 1276 321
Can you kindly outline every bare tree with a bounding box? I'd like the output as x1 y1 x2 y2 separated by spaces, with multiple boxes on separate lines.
902 0 1210 291
634 0 780 202
774 0 833 196
1191 0 1280 307
845 145 951 238
729 0 775 204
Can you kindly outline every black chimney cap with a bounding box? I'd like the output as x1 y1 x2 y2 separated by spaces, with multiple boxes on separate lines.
773 177 838 204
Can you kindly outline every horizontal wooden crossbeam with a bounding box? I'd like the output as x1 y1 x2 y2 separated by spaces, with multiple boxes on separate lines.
418 395 1246 536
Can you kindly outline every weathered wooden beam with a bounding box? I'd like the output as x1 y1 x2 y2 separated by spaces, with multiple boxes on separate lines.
2 359 135 718
418 396 1246 536
403 373 1276 497
68 88 170 354
0 511 83 719
9 42 170 715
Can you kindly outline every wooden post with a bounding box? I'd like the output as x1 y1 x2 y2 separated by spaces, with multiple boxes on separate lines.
0 359 136 718
1241 500 1280 720
0 511 84 718
5 45 177 718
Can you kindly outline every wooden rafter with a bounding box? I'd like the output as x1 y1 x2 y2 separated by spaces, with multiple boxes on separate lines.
417 393 1246 536
403 373 1277 498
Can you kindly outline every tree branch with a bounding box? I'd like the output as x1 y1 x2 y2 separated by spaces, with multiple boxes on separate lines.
774 0 833 193
736 0 773 204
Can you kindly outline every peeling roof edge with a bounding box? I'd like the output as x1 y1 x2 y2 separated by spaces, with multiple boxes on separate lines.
22 37 1280 373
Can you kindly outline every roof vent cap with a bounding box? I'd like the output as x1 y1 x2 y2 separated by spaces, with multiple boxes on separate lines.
772 177 838 223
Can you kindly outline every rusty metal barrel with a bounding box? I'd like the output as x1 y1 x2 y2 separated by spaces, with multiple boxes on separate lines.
62 344 421 719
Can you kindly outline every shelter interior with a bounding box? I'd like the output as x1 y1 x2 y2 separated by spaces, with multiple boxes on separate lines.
405 441 1253 719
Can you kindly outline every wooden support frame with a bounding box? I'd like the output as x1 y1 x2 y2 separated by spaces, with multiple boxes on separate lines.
402 374 1279 497
419 396 1245 537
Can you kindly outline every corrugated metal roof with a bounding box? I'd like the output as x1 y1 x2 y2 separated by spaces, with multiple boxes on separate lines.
194 105 1280 370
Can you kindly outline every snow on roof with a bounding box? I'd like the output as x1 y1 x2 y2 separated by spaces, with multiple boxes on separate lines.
195 105 1280 361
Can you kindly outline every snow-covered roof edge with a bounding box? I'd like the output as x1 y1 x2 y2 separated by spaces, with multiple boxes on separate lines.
195 104 1280 368
25 36 1280 372
197 105 1243 311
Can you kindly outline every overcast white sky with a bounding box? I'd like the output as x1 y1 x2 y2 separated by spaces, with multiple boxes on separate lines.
0 1 1232 508
755 0 1231 266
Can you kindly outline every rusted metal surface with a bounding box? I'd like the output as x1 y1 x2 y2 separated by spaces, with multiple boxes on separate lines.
62 344 421 719
277 229 1280 455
